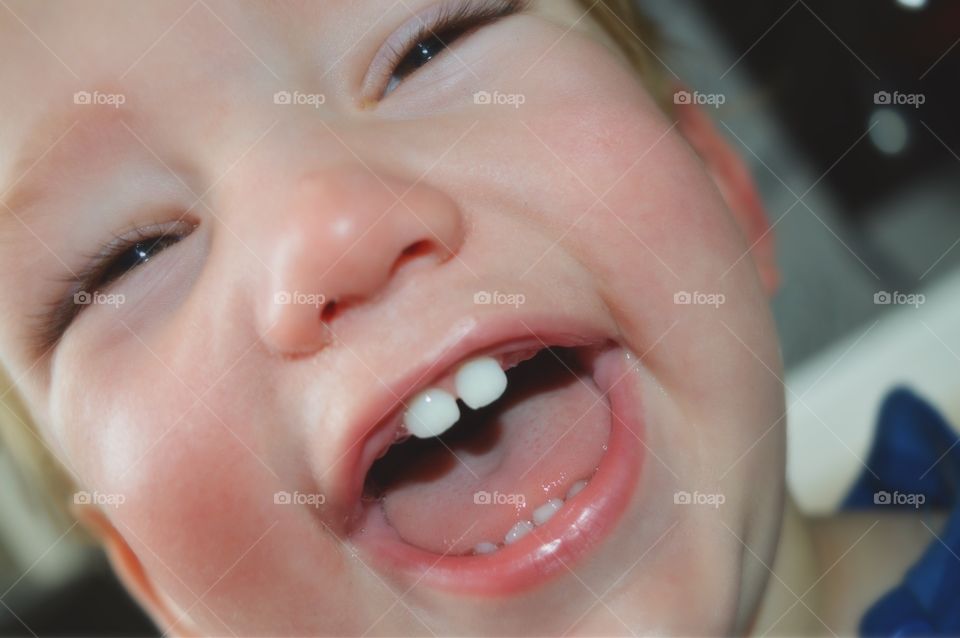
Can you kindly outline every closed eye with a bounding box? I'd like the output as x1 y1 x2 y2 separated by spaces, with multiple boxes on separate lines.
33 220 197 351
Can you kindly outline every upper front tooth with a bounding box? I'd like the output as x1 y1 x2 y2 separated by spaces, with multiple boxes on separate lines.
404 389 460 439
455 356 508 410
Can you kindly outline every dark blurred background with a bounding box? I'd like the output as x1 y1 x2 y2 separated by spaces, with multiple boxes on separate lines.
2 0 959 635
701 0 959 219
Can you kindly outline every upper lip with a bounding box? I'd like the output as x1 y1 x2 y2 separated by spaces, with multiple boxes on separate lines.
330 312 610 527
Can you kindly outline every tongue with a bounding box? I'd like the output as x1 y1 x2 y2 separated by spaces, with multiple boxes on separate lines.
372 350 611 555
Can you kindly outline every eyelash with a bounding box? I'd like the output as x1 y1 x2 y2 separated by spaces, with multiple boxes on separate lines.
36 221 196 350
380 0 529 97
82 225 194 289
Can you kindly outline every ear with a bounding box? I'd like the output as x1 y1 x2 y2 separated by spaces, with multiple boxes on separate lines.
673 92 780 295
71 503 199 638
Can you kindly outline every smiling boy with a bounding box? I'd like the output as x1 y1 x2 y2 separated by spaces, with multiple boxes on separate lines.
3 1 943 636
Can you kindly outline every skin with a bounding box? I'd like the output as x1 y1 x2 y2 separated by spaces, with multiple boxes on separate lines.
0 0 803 635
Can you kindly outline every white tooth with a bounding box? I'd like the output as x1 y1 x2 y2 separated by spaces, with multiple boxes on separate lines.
473 542 498 555
403 389 460 439
532 499 564 526
504 520 534 545
454 356 508 410
566 480 588 500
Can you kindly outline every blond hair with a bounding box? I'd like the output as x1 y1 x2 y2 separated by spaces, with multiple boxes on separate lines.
0 372 76 526
574 0 671 109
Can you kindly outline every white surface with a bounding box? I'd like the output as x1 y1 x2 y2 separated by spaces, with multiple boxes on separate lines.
786 266 960 514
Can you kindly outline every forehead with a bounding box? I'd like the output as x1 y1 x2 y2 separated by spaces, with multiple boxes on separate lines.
0 1 364 185
0 0 604 193
0 0 597 112
0 1 256 83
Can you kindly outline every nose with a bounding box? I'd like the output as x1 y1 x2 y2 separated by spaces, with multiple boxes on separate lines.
257 166 464 355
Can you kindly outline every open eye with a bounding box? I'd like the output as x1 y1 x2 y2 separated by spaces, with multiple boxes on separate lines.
387 31 459 95
381 0 528 98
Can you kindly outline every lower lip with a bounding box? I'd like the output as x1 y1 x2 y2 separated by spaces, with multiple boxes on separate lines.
349 346 645 596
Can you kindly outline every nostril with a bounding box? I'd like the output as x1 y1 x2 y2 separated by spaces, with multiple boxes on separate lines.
402 240 433 257
391 240 439 276
320 299 339 323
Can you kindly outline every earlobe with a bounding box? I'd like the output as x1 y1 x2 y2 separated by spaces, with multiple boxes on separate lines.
71 503 198 637
673 89 780 295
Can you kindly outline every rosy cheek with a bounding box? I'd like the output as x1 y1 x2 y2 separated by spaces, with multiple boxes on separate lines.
123 425 361 632
55 353 278 596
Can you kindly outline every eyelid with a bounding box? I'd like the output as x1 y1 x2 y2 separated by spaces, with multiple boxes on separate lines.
31 218 198 354
76 219 198 291
361 0 528 102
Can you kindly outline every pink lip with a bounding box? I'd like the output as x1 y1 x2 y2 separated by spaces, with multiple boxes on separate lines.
347 343 645 595
333 314 613 523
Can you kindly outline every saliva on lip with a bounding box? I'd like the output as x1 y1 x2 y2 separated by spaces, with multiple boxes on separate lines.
472 478 591 556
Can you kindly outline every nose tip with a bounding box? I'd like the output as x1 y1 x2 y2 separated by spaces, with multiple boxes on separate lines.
258 166 464 355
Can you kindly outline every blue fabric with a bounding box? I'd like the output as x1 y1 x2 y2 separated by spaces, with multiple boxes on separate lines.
840 388 960 636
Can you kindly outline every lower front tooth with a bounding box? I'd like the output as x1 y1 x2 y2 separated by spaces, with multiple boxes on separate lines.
566 480 588 500
473 542 498 555
504 520 534 545
404 389 460 439
532 499 564 526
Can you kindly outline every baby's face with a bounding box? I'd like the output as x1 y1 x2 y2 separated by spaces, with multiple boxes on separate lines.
0 1 785 635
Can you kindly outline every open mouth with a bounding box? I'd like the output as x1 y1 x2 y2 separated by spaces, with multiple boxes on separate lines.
366 345 609 555
346 327 645 595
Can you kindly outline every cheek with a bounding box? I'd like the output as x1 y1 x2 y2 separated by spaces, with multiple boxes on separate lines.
56 347 267 563
515 38 760 355
508 26 786 589
50 339 347 629
483 28 744 296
